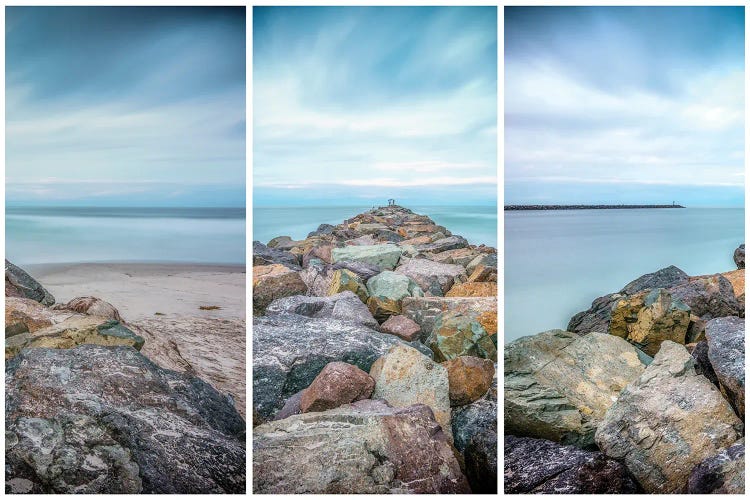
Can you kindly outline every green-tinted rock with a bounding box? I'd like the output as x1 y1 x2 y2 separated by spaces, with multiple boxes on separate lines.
365 271 423 302
428 311 496 362
328 269 368 303
331 244 403 271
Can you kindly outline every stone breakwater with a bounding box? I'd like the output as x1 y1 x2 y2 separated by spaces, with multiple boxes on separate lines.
504 244 745 494
252 205 498 494
4 260 246 494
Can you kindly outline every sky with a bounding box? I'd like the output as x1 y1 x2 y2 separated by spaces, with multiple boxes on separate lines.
253 7 497 207
6 7 246 207
505 7 745 207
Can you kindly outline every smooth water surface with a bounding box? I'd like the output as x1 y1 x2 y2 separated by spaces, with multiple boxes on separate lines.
505 208 744 342
253 205 497 247
6 206 246 265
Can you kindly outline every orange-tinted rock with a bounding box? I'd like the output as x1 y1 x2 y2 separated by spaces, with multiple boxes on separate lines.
58 296 123 322
253 264 308 315
476 309 498 336
399 235 434 246
367 296 401 323
5 297 65 335
721 269 745 298
380 315 421 341
300 362 375 413
446 282 497 297
443 356 495 406
468 265 497 283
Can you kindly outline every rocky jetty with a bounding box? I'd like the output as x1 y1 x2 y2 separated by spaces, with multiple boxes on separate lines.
5 261 246 493
252 205 498 494
504 244 745 494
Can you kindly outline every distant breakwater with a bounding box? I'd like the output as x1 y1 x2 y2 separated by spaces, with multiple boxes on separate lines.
505 204 685 211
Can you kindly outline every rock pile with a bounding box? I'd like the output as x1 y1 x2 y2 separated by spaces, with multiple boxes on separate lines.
5 261 246 493
504 243 745 494
252 205 498 493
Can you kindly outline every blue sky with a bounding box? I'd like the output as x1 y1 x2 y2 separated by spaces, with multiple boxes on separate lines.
6 7 246 207
253 7 497 207
505 7 745 207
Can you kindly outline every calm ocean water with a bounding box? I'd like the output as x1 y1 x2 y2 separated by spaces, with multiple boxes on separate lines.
6 207 246 265
505 208 744 343
253 205 498 247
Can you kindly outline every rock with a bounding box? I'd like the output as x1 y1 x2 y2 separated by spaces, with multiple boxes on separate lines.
430 248 478 267
465 429 497 493
301 244 333 267
686 442 744 494
686 313 706 343
467 265 497 283
416 236 469 253
328 269 369 303
57 296 123 322
465 253 497 276
253 400 470 493
608 292 646 339
252 314 430 422
379 315 421 341
365 270 423 301
401 297 497 341
428 311 496 362
691 340 721 388
331 260 381 281
395 258 467 296
620 265 690 295
5 345 246 493
621 288 691 356
595 341 743 493
273 390 304 421
504 435 641 494
734 243 745 269
668 274 740 320
445 282 497 297
452 398 497 453
722 268 745 297
346 234 378 246
370 344 452 441
705 316 744 418
267 235 293 248
5 260 55 306
443 356 494 406
367 296 402 323
265 291 378 328
6 316 145 359
567 293 621 334
373 229 403 243
300 362 374 413
307 223 335 238
253 264 308 315
253 241 301 269
299 260 333 297
6 297 72 336
331 244 402 271
505 330 648 448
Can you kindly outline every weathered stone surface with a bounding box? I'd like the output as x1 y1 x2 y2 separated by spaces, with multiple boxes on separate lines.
465 429 497 493
620 265 690 295
734 243 745 269
595 341 743 493
273 390 304 421
691 340 721 389
705 316 744 418
330 260 381 281
625 288 691 356
267 235 293 248
300 362 374 413
6 316 145 359
57 296 123 322
252 314 430 422
6 297 72 337
685 313 706 343
265 291 378 328
395 258 467 296
331 244 402 271
452 398 496 454
253 241 301 269
328 269 369 303
430 248 478 267
428 311 496 362
367 296 402 323
567 293 621 334
722 268 745 297
445 282 497 297
465 253 497 276
301 244 333 267
6 345 246 493
505 330 648 448
416 236 469 254
253 264 308 315
370 344 452 441
504 436 641 494
401 296 496 341
299 261 333 297
379 314 421 341
253 400 470 493
307 223 335 238
467 265 497 283
443 356 495 406
346 234 378 246
686 442 744 494
5 260 55 306
365 270 422 302
608 292 647 339
668 274 740 320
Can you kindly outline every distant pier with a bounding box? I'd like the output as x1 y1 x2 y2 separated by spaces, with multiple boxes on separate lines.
505 204 686 211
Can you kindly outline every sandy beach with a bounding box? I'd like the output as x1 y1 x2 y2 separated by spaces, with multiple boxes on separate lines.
26 262 247 417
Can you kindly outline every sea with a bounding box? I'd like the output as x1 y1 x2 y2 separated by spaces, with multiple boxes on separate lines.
252 205 498 248
6 206 246 266
504 208 744 343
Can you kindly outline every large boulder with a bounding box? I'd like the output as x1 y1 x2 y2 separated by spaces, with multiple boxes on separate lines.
5 345 245 493
369 344 452 441
265 291 378 328
442 356 495 406
620 265 690 295
56 296 123 322
299 362 374 413
379 315 421 341
686 442 744 494
327 269 369 303
705 316 744 418
429 247 479 267
465 428 497 493
6 297 72 337
734 244 745 269
5 260 55 306
365 271 423 301
253 400 470 493
465 253 497 276
445 282 497 297
252 264 308 315
252 241 301 269
504 436 641 494
395 258 467 296
252 314 430 422
668 274 741 320
428 311 496 362
595 341 743 493
416 236 469 254
452 398 496 454
402 296 496 341
331 244 402 271
366 296 402 323
299 261 333 297
505 330 648 448
331 260 381 281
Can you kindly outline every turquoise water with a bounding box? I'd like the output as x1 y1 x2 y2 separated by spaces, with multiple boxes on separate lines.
253 205 498 247
6 207 246 265
505 208 744 343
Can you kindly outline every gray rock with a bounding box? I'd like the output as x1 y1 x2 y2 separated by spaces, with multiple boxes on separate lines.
686 442 744 494
307 223 335 238
395 258 467 296
298 260 333 297
252 314 431 422
253 400 470 493
265 291 378 328
706 316 745 418
452 398 496 454
734 244 745 269
416 236 469 254
567 293 621 334
465 429 497 493
5 260 55 306
620 265 690 295
252 241 300 270
365 271 423 301
401 296 496 341
5 345 245 493
465 253 497 276
331 260 381 281
668 274 740 320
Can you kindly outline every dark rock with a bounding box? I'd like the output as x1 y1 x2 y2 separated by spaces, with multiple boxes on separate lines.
686 442 744 494
567 293 621 334
452 398 496 454
504 435 641 494
465 429 497 493
620 265 689 295
307 223 335 238
252 241 301 270
5 260 55 306
5 345 245 493
265 292 378 328
734 244 745 269
669 275 740 320
691 340 721 389
272 390 304 422
705 316 745 418
331 260 381 281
